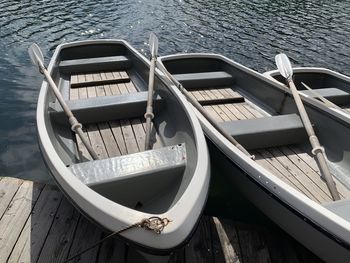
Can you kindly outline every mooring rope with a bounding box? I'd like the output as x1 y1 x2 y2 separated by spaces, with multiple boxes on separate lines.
64 216 171 262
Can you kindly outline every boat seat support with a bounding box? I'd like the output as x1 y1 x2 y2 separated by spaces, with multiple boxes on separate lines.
220 114 307 149
49 91 164 125
69 143 187 187
300 88 350 105
59 56 131 74
174 71 234 90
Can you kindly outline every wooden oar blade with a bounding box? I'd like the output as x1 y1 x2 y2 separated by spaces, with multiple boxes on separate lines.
28 43 44 66
149 32 158 57
275 53 293 80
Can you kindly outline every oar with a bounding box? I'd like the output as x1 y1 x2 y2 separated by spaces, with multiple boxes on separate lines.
144 33 158 150
275 53 340 200
152 55 252 158
28 43 99 160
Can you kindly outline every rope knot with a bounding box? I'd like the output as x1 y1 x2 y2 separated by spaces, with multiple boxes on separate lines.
139 217 171 234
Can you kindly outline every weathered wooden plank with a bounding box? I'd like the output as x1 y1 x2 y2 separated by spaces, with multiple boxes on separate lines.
236 223 272 263
96 85 106 97
225 104 246 120
289 146 350 199
104 84 113 96
70 86 79 100
118 82 129 94
269 147 332 202
77 74 87 99
0 177 22 218
218 104 238 121
97 237 127 263
234 103 255 119
110 121 128 155
212 217 241 263
70 74 78 85
131 118 146 151
105 71 115 80
71 71 130 88
87 86 97 98
0 180 44 263
66 216 104 263
100 71 108 81
110 83 120 95
112 71 122 80
125 81 138 93
198 89 211 101
119 71 129 79
256 149 319 202
37 198 80 263
120 119 139 154
8 184 63 263
280 146 343 198
203 105 224 122
99 122 121 157
185 216 213 263
207 88 225 99
212 105 231 122
86 124 109 159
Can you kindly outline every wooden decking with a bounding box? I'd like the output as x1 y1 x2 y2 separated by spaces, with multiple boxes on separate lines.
0 176 323 263
189 85 350 204
69 70 161 162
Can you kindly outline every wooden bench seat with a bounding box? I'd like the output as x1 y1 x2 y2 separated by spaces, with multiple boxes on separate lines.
59 55 130 74
174 71 234 90
300 88 350 105
70 71 130 88
220 114 307 149
50 91 164 125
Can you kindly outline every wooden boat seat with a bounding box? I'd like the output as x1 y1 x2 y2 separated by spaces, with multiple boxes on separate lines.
70 72 130 88
174 71 234 90
69 143 186 188
323 198 350 221
50 91 164 125
59 56 131 74
220 114 307 149
300 88 350 105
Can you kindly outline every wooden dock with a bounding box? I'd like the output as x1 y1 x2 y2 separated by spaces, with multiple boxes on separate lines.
0 176 323 263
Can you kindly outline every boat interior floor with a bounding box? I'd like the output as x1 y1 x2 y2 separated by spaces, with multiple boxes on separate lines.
68 70 163 162
185 80 350 204
62 68 185 213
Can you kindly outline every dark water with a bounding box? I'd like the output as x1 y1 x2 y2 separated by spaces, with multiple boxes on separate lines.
0 0 349 183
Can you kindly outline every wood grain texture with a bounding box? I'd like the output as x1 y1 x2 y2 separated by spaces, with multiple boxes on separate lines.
0 180 43 262
36 198 80 263
8 184 63 263
0 177 323 263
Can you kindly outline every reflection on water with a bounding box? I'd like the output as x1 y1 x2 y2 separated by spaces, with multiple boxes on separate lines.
0 0 349 182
